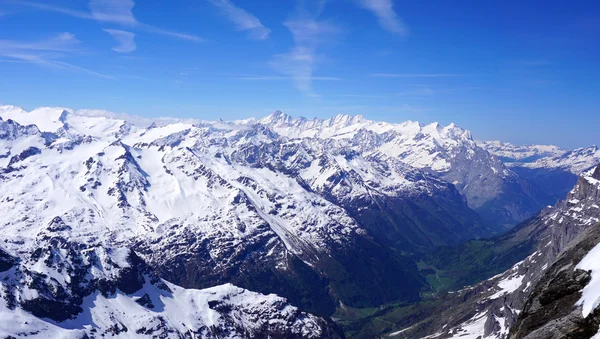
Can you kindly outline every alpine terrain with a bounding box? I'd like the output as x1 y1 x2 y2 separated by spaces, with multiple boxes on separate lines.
0 105 598 338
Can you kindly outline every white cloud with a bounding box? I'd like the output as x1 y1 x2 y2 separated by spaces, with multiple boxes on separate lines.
103 29 136 53
89 0 136 26
12 0 203 42
355 0 408 36
1 52 114 79
137 24 202 41
0 32 80 52
272 16 341 96
207 0 270 40
0 33 114 79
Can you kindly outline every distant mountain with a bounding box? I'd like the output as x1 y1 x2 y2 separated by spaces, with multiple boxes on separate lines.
478 141 566 163
480 141 600 204
480 140 600 174
515 145 600 174
260 111 551 226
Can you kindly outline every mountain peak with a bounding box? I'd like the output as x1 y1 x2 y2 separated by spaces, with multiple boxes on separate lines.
261 110 292 124
328 113 366 127
590 164 600 180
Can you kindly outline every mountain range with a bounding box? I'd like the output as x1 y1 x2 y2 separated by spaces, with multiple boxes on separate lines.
1 105 599 338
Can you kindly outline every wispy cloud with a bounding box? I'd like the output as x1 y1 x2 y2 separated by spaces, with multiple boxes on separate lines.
271 2 341 96
137 24 202 41
12 0 203 42
2 53 115 79
354 0 408 36
103 29 136 53
0 32 80 52
0 59 28 63
207 0 270 40
371 73 465 77
0 33 114 79
89 0 136 25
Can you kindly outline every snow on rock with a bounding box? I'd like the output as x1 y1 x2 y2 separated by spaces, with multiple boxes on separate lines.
516 145 599 174
0 244 339 338
446 312 488 339
477 141 565 162
489 273 525 299
577 241 600 317
255 110 544 225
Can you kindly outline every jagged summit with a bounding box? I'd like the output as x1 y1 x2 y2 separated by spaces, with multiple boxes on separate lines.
0 104 556 225
259 110 368 129
587 163 600 181
260 110 292 124
0 105 468 143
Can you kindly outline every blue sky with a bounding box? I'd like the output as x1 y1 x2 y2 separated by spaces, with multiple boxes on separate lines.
0 0 598 148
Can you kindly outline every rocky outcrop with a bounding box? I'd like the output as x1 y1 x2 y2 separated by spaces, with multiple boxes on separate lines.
509 224 600 338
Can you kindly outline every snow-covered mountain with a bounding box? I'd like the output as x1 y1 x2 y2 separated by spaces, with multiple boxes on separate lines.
1 104 594 338
478 141 565 162
0 241 341 338
0 105 512 336
480 140 600 175
480 140 600 209
259 111 553 225
0 107 352 337
516 145 600 174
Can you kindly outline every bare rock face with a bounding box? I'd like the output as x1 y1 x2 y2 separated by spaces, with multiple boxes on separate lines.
509 223 600 339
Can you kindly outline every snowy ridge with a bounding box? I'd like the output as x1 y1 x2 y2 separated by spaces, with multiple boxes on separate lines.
0 242 338 338
477 141 565 161
253 110 544 225
517 145 600 174
479 139 600 175
0 106 366 260
0 105 490 261
259 110 475 173
576 165 600 319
